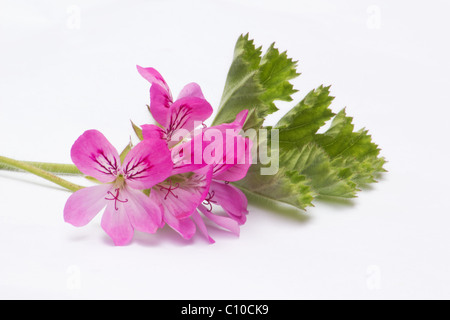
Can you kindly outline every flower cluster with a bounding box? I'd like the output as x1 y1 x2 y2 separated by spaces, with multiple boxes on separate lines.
64 67 252 245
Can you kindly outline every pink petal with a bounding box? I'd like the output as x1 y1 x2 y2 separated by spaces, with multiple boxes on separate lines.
136 65 171 94
200 127 252 180
213 137 253 182
122 138 173 190
70 130 120 183
64 184 111 227
209 181 248 225
171 127 250 177
170 133 207 175
177 83 205 100
162 212 196 240
172 127 232 174
234 109 249 129
136 66 174 127
166 97 213 139
191 210 215 244
141 124 165 140
198 205 240 236
170 108 251 177
123 188 163 234
210 109 249 133
213 163 249 182
150 166 213 219
150 84 173 127
101 202 134 246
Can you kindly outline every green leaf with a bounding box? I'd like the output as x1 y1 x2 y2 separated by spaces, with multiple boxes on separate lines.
212 34 263 128
237 85 385 203
330 156 385 187
241 108 264 132
280 143 357 198
213 35 386 210
258 43 299 114
234 164 314 210
274 87 386 197
276 85 335 147
314 109 387 187
212 34 299 129
233 132 315 210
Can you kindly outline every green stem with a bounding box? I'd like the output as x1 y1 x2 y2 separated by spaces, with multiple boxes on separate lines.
0 156 84 192
0 161 82 175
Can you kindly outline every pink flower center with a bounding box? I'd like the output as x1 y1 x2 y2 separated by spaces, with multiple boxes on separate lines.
105 188 129 211
159 179 180 200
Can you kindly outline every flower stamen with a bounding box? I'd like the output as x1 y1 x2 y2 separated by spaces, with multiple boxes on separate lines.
105 188 128 211
159 179 180 200
202 191 217 212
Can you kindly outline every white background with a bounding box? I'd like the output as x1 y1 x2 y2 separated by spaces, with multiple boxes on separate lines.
0 0 449 300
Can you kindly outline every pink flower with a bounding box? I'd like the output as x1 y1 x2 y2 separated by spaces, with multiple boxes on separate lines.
149 166 213 240
64 130 173 246
162 109 250 175
145 110 253 243
194 111 253 243
137 66 213 146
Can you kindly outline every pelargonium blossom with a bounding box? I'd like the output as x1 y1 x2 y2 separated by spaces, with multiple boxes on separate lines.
149 166 213 240
142 110 253 243
194 110 253 243
64 130 173 246
137 66 213 146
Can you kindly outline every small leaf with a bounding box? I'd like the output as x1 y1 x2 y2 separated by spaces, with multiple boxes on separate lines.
120 138 134 163
131 120 143 141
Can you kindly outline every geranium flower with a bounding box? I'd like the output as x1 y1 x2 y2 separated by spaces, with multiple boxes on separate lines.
149 166 213 240
194 111 253 243
156 109 249 175
143 110 253 243
137 66 213 146
64 130 173 246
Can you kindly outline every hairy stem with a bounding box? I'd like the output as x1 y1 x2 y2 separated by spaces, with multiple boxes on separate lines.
0 161 82 175
0 156 84 192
